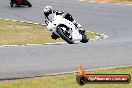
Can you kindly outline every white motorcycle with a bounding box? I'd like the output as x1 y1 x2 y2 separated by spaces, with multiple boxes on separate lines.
45 13 89 44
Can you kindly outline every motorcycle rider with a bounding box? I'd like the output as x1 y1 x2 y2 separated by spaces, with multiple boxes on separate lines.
43 6 85 40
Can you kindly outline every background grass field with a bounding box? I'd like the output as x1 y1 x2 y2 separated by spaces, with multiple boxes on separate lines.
0 19 97 45
0 66 131 88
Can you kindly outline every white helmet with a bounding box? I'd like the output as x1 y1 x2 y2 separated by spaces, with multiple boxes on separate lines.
43 6 52 17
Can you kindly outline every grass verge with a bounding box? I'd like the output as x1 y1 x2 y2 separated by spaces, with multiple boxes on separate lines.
0 19 97 45
0 66 132 88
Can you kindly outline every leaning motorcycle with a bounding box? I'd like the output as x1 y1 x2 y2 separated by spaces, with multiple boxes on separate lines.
10 0 32 7
46 13 89 44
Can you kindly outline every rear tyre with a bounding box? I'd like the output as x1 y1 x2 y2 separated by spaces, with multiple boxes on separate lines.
57 27 74 44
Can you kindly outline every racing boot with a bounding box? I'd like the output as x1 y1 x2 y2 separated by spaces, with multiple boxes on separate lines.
51 32 60 40
74 23 85 35
79 29 85 35
10 0 14 7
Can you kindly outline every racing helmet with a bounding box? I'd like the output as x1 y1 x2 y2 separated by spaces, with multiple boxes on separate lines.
43 6 52 17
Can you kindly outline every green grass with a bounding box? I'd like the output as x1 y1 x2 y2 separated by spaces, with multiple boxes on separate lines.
128 0 132 1
0 66 132 88
113 0 132 2
112 0 132 3
0 19 97 45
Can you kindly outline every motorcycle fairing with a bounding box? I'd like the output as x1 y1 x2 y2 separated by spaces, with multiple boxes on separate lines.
55 15 82 41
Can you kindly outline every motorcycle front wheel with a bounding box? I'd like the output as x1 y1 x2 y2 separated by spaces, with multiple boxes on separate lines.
57 27 74 44
25 0 32 7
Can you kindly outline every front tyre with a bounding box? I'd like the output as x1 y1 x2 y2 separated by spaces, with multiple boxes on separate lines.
57 27 74 44
25 0 32 7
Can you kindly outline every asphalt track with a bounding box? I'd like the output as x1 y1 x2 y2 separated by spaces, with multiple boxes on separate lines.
0 0 132 80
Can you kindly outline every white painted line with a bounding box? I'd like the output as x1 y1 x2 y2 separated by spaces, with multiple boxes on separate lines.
33 23 40 25
12 20 18 22
44 65 132 76
41 24 46 26
26 22 33 24
4 19 10 21
26 44 42 46
44 43 58 45
0 42 66 47
20 21 26 23
2 45 20 47
0 18 46 26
